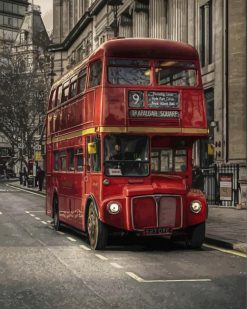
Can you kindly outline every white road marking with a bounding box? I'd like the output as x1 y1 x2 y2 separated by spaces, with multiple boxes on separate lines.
48 225 54 230
47 220 52 223
41 221 47 225
35 217 41 220
66 237 77 242
79 245 91 251
110 262 123 269
126 272 211 283
95 254 108 261
203 244 247 258
0 211 2 215
25 211 30 214
56 231 65 235
7 185 45 197
30 214 35 217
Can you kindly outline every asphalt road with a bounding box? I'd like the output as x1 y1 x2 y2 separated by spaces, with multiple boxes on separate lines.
0 181 246 309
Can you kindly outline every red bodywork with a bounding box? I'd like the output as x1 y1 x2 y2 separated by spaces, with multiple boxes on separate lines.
46 39 208 237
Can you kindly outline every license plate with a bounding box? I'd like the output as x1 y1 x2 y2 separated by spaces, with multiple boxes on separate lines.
144 227 172 236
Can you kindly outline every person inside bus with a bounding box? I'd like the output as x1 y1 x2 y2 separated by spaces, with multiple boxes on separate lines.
109 144 122 160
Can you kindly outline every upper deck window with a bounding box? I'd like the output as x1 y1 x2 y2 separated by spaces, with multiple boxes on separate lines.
89 61 102 88
155 61 197 87
49 89 56 110
78 68 86 93
61 81 70 103
108 58 150 85
69 75 77 99
56 85 62 106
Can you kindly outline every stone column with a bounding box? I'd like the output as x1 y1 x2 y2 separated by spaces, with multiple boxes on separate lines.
149 0 167 38
187 0 195 45
74 0 78 25
69 1 73 31
181 0 188 42
132 0 149 38
204 3 210 66
53 0 62 43
119 13 133 38
62 0 70 40
172 0 177 40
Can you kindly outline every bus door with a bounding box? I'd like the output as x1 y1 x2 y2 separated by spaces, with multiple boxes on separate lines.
85 135 101 205
46 144 53 216
73 147 84 230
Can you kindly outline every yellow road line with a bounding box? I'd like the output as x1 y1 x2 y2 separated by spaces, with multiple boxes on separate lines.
203 244 247 258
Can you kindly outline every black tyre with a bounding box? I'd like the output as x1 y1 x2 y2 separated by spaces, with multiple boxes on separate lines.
87 202 108 250
53 197 60 231
186 222 205 249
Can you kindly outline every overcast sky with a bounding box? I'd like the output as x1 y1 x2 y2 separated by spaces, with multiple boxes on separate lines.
33 0 53 33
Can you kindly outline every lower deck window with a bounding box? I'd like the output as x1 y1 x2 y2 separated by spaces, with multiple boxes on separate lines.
151 149 187 173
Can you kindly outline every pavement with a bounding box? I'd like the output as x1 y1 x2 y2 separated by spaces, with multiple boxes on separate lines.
5 180 247 254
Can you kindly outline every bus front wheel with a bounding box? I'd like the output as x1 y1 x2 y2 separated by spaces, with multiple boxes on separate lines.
186 222 205 249
53 197 60 231
87 202 108 250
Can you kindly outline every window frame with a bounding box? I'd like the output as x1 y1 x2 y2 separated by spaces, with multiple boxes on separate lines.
88 60 102 88
61 80 70 103
67 148 75 171
69 75 78 99
151 148 187 173
78 68 87 94
107 58 151 86
75 148 84 171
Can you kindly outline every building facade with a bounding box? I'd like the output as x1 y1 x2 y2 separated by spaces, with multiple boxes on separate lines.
49 0 247 206
0 0 29 176
0 3 50 176
0 0 28 48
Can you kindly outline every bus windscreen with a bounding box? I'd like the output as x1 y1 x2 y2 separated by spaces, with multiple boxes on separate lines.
155 61 197 87
108 59 150 85
104 135 149 177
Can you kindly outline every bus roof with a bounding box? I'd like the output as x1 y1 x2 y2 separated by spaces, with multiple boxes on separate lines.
52 38 198 88
95 38 198 61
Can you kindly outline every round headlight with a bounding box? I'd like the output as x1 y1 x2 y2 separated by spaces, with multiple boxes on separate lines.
107 202 121 214
190 201 202 214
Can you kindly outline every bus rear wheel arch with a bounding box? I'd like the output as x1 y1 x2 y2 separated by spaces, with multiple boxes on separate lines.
87 201 108 250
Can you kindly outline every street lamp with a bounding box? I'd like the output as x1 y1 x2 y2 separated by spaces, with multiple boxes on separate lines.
107 0 123 37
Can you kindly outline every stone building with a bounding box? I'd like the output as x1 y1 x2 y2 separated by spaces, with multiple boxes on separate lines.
49 0 247 205
0 0 29 176
0 0 28 49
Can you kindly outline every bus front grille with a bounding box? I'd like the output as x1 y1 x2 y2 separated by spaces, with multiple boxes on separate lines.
132 195 182 230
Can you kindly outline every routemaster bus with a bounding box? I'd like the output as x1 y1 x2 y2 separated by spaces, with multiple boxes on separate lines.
46 38 208 250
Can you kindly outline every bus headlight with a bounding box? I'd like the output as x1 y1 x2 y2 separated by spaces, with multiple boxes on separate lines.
107 202 121 214
190 201 202 214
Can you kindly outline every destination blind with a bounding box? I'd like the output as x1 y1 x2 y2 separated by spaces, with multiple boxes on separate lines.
148 91 179 108
129 110 179 118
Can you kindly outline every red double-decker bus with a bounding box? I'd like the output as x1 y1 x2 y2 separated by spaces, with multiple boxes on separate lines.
46 38 208 250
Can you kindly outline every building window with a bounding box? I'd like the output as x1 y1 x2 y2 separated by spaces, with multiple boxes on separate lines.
200 0 213 67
